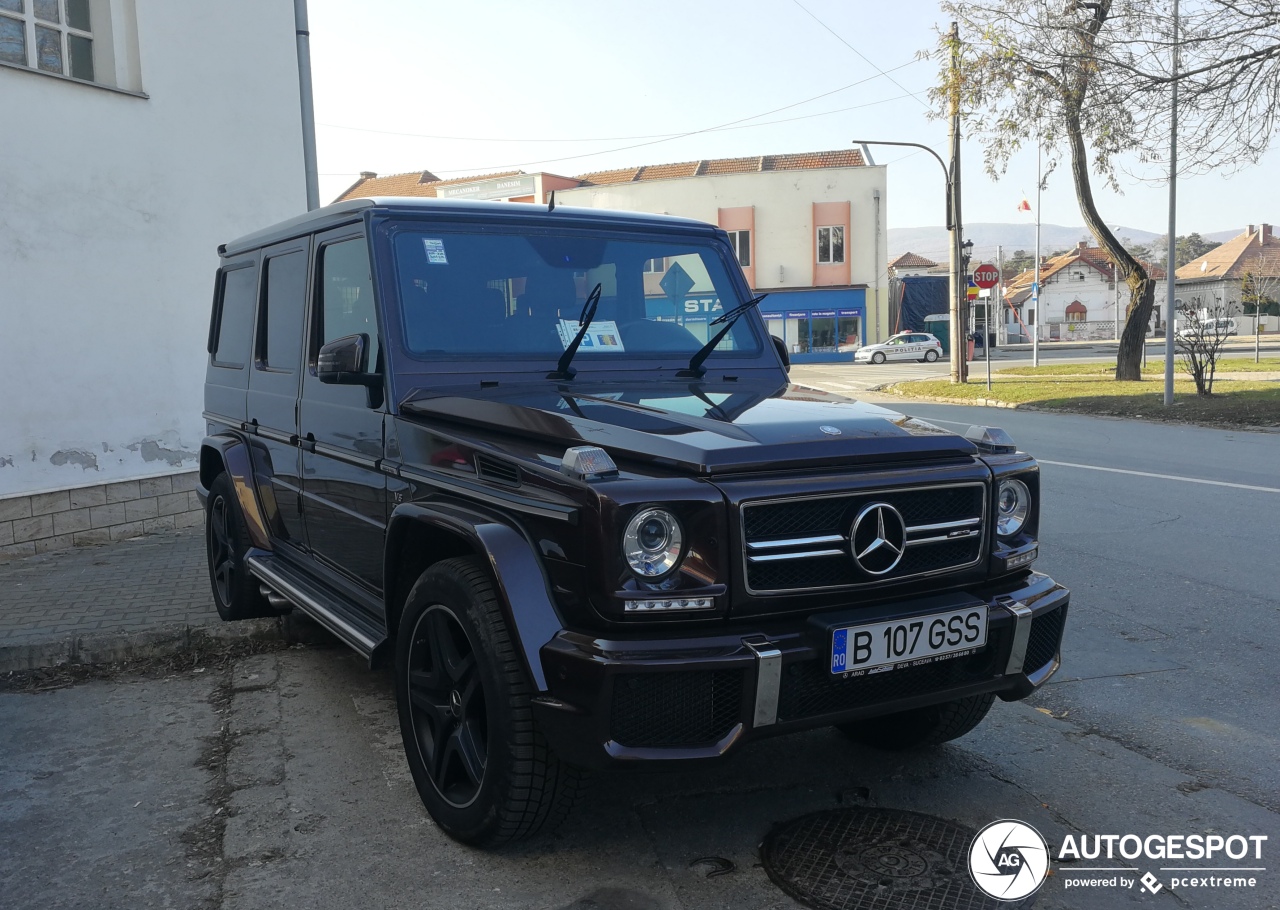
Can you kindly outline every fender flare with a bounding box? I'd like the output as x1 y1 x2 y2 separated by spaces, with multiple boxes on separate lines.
199 434 271 550
385 502 563 692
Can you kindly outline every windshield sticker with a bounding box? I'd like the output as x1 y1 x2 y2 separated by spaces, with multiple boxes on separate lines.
422 238 448 265
556 319 626 353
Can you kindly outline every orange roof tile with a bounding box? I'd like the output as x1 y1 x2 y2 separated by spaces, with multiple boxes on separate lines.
335 149 872 202
335 170 525 202
889 252 939 269
1005 244 1164 296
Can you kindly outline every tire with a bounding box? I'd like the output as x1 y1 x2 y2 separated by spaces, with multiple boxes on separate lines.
924 349 939 363
205 472 275 621
835 693 995 751
395 557 583 846
871 351 886 364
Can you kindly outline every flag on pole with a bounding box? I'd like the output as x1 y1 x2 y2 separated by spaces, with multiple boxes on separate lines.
1017 197 1032 212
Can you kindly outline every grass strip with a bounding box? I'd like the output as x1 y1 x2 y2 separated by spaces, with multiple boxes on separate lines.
888 376 1280 429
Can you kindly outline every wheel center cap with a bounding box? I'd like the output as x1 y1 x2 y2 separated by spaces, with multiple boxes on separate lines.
449 689 463 717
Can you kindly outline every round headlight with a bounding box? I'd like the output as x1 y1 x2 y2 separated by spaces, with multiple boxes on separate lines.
623 508 684 578
997 478 1031 537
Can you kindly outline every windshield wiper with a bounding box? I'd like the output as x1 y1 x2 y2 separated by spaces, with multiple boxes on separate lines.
547 283 603 380
678 293 768 378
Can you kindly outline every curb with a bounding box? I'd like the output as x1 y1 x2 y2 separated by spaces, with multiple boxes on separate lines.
883 387 1028 410
0 617 289 674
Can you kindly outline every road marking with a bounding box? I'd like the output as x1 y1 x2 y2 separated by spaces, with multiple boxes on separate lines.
1039 460 1280 494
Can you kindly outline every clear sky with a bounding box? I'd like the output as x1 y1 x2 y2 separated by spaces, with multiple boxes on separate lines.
307 0 1278 237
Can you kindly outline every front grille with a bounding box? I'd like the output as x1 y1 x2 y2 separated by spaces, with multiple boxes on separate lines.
742 483 986 593
1024 605 1066 673
777 651 993 723
610 669 744 748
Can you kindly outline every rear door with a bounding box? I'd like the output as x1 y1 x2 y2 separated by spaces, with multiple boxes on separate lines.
246 239 310 548
299 227 387 594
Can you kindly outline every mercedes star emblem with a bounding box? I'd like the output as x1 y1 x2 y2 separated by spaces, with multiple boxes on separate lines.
819 425 842 436
850 502 907 575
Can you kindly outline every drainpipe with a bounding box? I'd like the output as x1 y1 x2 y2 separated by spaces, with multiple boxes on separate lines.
295 0 320 210
873 189 882 344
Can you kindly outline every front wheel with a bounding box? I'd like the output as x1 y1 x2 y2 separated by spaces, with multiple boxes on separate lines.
871 351 886 364
835 693 995 751
924 349 939 363
395 557 583 846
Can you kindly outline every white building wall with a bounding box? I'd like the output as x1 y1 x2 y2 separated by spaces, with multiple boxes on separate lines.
1038 269 1120 322
555 166 890 341
0 1 307 496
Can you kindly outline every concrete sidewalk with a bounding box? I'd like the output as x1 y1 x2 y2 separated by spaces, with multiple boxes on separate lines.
0 528 283 673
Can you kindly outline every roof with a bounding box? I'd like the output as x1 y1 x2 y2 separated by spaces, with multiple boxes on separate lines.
335 149 869 202
221 197 712 257
889 252 939 269
1004 244 1165 304
1176 225 1280 281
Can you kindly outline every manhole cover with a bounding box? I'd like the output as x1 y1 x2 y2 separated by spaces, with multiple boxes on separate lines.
761 808 1038 910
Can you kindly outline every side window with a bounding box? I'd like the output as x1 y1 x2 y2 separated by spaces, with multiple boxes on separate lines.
259 250 307 372
212 264 258 368
318 238 379 371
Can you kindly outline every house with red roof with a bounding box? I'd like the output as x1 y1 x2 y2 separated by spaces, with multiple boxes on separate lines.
1176 224 1280 324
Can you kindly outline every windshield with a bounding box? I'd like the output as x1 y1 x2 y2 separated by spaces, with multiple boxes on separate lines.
389 228 762 367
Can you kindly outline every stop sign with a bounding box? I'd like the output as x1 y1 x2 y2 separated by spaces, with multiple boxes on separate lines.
973 263 1000 289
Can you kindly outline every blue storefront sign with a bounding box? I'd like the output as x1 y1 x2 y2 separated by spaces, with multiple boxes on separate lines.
645 288 866 362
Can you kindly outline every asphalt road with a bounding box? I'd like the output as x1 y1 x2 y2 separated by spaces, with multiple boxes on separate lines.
3 404 1278 910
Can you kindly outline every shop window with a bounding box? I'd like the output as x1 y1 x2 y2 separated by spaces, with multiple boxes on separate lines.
817 226 845 264
726 230 751 267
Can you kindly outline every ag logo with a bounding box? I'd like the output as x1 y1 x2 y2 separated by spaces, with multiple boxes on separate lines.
968 819 1050 901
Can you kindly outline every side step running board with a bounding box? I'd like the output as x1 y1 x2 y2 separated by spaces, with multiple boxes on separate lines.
247 555 386 663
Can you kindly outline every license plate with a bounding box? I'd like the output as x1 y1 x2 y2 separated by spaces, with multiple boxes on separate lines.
830 606 988 675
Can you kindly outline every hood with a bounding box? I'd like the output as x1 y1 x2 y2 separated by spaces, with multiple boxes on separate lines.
399 380 976 475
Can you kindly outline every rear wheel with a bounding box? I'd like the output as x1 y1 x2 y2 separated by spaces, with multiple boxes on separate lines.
204 472 275 621
395 557 583 846
835 693 995 750
924 349 939 363
871 351 886 364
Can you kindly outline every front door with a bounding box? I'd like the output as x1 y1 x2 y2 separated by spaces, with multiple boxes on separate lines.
299 227 387 596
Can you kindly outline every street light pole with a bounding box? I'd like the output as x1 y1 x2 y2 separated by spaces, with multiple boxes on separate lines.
849 137 962 380
1163 0 1180 406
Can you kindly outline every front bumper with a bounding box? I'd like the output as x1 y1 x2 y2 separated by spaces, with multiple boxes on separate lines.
533 571 1067 769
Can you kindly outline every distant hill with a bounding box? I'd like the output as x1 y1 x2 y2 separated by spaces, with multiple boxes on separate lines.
888 223 1164 264
887 223 1251 265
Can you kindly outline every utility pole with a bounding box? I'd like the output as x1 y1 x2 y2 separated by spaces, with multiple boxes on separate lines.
990 245 1001 391
1163 0 1179 406
1032 140 1041 368
948 21 967 382
294 0 320 211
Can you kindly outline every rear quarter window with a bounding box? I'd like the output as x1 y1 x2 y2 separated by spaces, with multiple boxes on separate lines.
212 263 259 368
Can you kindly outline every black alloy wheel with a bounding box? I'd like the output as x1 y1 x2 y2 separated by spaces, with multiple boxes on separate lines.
394 557 584 845
204 472 274 621
404 604 488 809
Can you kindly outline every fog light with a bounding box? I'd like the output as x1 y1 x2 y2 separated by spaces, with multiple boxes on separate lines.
624 597 714 613
1004 547 1038 569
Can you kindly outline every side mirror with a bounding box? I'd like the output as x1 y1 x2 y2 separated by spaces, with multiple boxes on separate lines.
318 333 379 386
771 335 790 372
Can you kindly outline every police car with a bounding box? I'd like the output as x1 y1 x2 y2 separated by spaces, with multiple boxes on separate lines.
854 332 944 364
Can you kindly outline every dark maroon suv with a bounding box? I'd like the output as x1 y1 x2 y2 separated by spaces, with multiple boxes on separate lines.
199 198 1068 846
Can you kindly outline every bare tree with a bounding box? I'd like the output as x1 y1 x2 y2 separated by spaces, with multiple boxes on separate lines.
1240 264 1280 361
1175 300 1241 393
929 1 1280 380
